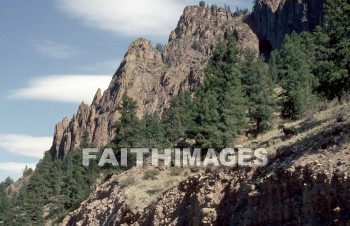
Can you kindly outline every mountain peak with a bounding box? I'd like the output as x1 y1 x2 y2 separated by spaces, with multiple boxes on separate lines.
50 0 324 157
92 88 102 106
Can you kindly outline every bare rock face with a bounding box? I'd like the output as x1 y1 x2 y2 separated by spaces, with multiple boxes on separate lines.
50 6 259 158
60 175 139 226
252 0 324 53
51 0 326 158
60 109 350 226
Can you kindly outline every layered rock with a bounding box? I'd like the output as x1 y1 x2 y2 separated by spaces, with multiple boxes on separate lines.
252 0 324 52
50 6 259 158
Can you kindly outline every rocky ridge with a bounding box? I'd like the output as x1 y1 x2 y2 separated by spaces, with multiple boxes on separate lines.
51 0 325 158
54 1 350 225
50 5 259 158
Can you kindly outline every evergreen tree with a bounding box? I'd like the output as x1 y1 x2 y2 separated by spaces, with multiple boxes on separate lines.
80 130 91 148
272 32 319 119
155 43 164 54
0 182 10 222
313 0 350 101
139 113 167 148
23 165 34 177
161 91 194 144
241 51 276 135
3 177 14 187
192 37 247 148
112 94 141 148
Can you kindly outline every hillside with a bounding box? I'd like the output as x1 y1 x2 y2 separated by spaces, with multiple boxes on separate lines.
1 0 349 225
61 102 350 225
51 0 326 159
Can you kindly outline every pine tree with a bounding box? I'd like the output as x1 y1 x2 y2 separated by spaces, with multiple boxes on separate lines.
192 37 247 148
272 32 319 119
139 113 167 148
161 91 194 144
313 0 350 101
241 51 276 135
113 94 141 148
80 130 91 148
0 182 10 221
155 43 164 54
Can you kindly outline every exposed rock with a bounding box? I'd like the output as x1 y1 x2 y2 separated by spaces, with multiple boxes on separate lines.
51 0 326 157
252 0 324 53
276 145 295 158
59 52 350 226
51 117 69 157
60 175 139 226
50 6 259 158
61 114 350 225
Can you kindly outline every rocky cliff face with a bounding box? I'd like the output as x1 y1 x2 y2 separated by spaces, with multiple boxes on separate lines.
252 0 324 53
50 6 259 158
51 0 325 158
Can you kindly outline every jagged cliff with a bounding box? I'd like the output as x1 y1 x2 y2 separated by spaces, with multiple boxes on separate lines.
51 0 325 158
252 0 324 53
50 6 259 158
49 1 350 226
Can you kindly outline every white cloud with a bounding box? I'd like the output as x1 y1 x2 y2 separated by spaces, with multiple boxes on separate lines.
0 134 52 158
35 40 79 59
0 162 37 182
8 75 111 104
0 162 37 173
56 0 254 38
56 0 186 37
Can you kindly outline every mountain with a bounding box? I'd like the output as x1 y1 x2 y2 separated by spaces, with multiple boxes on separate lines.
50 5 259 158
60 103 350 225
51 0 324 159
2 0 350 225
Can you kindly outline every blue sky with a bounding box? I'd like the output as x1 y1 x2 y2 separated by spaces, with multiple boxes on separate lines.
0 0 253 182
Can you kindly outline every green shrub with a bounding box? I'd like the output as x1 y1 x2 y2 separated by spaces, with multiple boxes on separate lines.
143 169 159 180
121 177 136 188
191 42 200 51
170 167 183 176
155 43 164 54
183 171 189 177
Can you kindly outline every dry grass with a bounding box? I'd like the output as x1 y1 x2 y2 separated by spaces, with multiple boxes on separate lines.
115 165 195 210
105 101 350 211
241 100 350 156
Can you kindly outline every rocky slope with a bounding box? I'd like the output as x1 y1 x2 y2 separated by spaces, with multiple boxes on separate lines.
60 103 350 225
50 5 259 158
54 1 345 225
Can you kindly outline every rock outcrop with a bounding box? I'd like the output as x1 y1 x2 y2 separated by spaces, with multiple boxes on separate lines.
252 0 324 53
51 0 323 157
50 0 326 158
60 175 139 226
60 116 350 225
50 6 259 158
50 1 349 225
